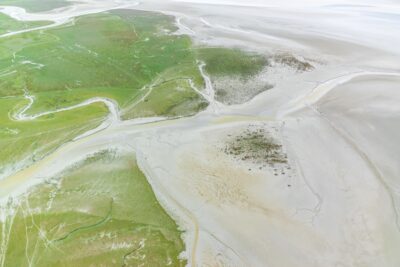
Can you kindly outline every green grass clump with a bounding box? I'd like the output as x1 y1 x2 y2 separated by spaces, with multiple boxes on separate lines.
197 47 268 78
0 13 50 35
0 0 71 12
0 150 186 266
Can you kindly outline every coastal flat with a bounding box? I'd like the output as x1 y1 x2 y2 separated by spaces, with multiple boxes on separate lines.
0 0 399 266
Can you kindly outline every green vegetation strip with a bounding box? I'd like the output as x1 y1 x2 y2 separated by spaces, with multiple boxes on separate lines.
0 150 186 266
0 13 51 35
196 47 268 78
51 198 114 243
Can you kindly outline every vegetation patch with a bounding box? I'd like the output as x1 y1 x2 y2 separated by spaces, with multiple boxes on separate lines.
224 128 287 165
0 10 206 114
223 126 292 176
197 47 271 104
122 78 208 119
212 75 274 105
0 13 51 35
197 48 314 105
197 47 268 78
272 53 314 72
0 150 186 266
0 97 108 179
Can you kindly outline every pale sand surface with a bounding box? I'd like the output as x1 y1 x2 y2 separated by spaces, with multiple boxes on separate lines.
1 0 400 266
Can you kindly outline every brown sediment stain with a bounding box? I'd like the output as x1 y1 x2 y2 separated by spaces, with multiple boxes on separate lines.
178 136 275 215
176 134 328 258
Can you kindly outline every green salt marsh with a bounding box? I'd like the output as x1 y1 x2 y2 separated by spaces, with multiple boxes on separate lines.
0 150 186 266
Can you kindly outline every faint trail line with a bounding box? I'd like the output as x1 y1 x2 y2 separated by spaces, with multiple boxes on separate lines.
0 206 16 267
281 71 400 118
309 105 400 233
121 240 144 267
284 70 400 231
203 228 246 265
135 151 200 267
280 121 323 224
0 20 69 39
51 198 114 243
281 70 400 230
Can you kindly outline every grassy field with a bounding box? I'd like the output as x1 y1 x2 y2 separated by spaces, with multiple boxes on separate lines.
0 95 108 178
0 9 209 176
0 0 71 12
0 150 186 266
0 10 206 116
196 47 268 78
196 47 270 104
0 13 50 35
122 78 208 119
